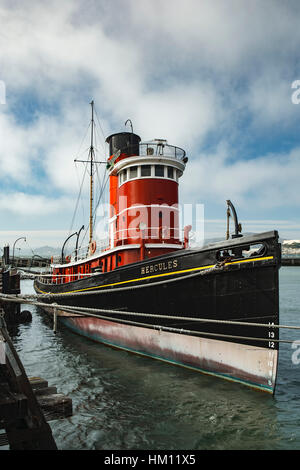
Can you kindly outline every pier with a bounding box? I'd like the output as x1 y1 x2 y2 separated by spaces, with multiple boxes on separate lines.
0 310 72 449
4 256 52 269
0 308 56 450
0 267 72 449
1 244 53 269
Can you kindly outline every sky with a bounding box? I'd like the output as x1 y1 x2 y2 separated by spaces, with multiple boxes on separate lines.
1 0 300 253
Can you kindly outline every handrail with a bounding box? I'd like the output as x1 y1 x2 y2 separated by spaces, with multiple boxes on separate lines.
108 142 187 162
139 142 186 161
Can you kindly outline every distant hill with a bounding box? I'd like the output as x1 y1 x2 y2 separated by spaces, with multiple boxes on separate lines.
282 240 300 248
11 237 300 258
16 246 61 258
282 240 300 255
33 246 61 257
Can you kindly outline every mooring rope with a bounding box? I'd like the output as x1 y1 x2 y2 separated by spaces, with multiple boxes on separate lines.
0 292 299 334
27 263 227 299
0 293 295 345
1 258 298 345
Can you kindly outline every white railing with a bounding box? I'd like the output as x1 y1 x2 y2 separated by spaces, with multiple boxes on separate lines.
139 142 186 161
62 238 109 265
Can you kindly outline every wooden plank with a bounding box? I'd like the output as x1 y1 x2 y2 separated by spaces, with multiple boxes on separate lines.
28 376 48 390
33 386 58 396
0 316 58 450
28 376 57 395
0 317 72 448
36 394 73 421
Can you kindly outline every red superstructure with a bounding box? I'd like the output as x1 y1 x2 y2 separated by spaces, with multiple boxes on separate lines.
51 131 188 283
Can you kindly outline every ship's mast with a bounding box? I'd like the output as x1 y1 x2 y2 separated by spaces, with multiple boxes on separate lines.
89 100 95 244
74 101 109 251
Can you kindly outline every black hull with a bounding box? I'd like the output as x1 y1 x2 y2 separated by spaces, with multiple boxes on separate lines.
34 231 281 392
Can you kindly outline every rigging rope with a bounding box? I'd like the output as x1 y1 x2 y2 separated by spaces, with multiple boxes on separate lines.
94 107 108 149
69 121 93 235
68 102 109 247
70 158 89 237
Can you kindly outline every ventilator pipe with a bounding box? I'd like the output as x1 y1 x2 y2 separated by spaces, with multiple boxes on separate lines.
226 200 242 239
61 231 77 264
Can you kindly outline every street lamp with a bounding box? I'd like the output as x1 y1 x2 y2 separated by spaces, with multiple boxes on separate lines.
61 231 77 264
12 237 26 267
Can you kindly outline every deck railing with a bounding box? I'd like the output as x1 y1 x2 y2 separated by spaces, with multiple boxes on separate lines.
139 142 187 161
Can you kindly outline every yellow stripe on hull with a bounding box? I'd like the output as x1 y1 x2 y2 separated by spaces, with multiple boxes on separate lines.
35 255 274 296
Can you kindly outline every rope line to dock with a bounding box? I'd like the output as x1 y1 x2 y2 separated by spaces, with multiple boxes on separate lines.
48 307 293 345
19 262 226 279
0 292 299 334
23 256 276 298
0 293 295 345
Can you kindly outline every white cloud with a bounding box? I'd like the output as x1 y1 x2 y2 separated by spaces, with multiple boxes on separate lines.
181 145 300 210
0 229 67 248
0 0 225 190
127 0 300 71
0 0 299 241
0 192 74 216
203 218 300 240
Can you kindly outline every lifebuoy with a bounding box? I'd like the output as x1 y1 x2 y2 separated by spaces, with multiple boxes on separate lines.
90 240 97 254
65 255 71 263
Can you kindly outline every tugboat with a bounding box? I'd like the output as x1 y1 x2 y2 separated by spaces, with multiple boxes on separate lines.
34 102 281 393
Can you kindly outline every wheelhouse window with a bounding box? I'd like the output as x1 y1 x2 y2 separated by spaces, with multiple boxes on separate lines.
130 166 138 178
167 166 174 179
119 164 178 186
141 165 151 177
155 165 164 177
119 170 128 185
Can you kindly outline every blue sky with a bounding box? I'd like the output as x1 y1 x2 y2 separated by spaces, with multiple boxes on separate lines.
1 0 300 251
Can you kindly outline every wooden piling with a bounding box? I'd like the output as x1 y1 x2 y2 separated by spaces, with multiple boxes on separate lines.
0 307 72 449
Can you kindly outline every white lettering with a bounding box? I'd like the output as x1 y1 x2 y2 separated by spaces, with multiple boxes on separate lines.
104 454 139 468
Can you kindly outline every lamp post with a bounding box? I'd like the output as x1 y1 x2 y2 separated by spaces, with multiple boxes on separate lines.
61 231 78 264
12 237 26 267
